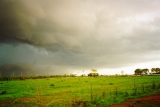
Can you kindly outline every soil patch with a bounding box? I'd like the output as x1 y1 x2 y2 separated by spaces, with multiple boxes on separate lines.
110 94 160 107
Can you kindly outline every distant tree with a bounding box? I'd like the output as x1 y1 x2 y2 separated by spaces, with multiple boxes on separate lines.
135 69 142 75
88 69 99 77
151 68 160 74
142 69 149 75
70 74 76 77
88 73 99 77
135 68 149 75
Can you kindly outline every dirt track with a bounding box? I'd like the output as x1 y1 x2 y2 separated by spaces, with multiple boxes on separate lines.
110 94 160 107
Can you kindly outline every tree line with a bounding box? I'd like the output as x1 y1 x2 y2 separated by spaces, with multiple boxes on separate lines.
135 68 160 75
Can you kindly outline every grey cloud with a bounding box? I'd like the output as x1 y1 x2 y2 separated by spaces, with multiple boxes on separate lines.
1 0 160 74
0 64 37 77
124 17 160 52
0 64 71 77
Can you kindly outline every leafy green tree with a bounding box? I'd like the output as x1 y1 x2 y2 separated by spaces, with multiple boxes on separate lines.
135 69 142 75
151 68 160 74
134 68 149 75
88 69 99 77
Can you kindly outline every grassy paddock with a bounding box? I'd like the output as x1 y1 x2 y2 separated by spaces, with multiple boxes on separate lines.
0 76 160 106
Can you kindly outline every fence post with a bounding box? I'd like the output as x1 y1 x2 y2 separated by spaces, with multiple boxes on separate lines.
90 84 93 103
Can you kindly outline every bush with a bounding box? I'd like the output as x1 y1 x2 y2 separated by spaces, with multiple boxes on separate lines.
0 90 7 95
124 91 129 97
152 81 156 89
109 83 113 85
50 84 55 87
157 83 160 89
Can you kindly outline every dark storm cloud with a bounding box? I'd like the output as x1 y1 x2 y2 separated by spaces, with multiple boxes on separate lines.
0 0 88 52
0 0 33 44
1 0 160 74
0 64 36 77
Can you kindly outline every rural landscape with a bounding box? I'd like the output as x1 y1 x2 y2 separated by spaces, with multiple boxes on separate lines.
1 0 160 107
0 69 160 107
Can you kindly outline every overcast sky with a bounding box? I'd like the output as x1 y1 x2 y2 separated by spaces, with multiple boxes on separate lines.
1 0 160 75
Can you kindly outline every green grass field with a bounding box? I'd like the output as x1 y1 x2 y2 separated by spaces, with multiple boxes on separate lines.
0 76 160 106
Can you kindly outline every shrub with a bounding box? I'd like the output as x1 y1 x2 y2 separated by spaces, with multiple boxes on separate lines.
152 81 156 89
124 91 129 97
50 84 55 87
109 83 113 85
0 90 7 95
